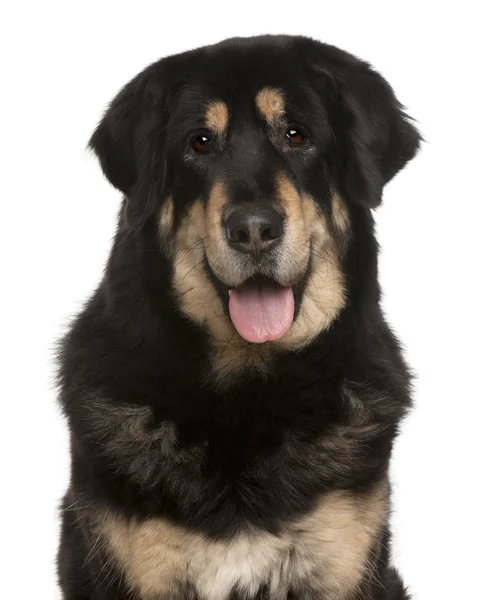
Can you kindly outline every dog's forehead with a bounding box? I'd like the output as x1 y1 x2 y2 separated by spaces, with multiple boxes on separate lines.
169 44 313 122
201 39 302 85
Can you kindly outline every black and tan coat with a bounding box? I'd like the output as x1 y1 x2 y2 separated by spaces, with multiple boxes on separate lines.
57 35 420 600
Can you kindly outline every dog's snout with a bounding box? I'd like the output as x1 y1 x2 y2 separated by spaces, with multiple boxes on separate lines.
226 207 284 259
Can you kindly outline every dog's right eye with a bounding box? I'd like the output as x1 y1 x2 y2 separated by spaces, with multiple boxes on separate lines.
192 135 212 153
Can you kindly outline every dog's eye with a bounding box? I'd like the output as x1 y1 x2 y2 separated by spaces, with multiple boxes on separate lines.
285 127 306 146
192 135 212 153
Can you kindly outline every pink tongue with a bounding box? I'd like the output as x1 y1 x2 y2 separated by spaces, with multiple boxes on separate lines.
229 284 294 343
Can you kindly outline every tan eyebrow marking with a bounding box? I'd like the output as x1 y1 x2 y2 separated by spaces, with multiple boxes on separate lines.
205 100 229 134
255 87 286 123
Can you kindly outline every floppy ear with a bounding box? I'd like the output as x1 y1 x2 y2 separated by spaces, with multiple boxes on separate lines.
310 45 421 208
88 75 146 194
89 65 168 198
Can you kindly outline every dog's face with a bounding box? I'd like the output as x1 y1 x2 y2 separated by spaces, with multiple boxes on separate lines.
90 36 419 379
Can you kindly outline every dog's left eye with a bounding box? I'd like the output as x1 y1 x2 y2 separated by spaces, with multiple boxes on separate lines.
285 127 306 146
192 135 212 153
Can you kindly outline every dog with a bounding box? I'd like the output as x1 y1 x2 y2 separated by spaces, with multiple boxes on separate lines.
57 35 420 600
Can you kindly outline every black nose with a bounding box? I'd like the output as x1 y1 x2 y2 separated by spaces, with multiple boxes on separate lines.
225 207 284 259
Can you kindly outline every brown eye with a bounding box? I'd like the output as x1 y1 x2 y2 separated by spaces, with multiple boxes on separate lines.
192 135 212 153
285 127 306 145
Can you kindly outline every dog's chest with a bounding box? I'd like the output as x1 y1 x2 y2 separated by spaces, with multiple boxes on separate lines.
100 482 387 600
105 520 330 600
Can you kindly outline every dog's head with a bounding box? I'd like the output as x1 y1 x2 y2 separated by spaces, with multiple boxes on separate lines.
90 36 420 379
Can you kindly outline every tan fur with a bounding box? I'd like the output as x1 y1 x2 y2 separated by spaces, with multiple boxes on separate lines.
98 482 387 600
275 175 347 350
204 181 231 286
158 196 175 239
256 87 286 124
102 514 188 598
172 199 230 342
205 100 229 134
331 193 350 236
290 481 388 597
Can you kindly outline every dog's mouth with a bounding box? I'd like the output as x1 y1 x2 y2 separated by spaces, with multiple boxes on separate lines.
228 275 294 344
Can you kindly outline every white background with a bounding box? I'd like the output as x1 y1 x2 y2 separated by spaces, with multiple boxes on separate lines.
2 1 477 598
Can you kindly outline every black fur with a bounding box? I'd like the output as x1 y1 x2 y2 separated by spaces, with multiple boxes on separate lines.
57 35 419 599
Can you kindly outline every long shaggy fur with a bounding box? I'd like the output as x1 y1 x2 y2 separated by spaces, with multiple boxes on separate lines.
57 35 419 600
